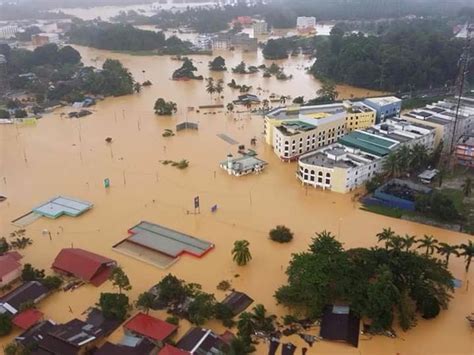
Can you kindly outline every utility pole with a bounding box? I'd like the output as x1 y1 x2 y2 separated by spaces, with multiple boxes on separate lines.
449 24 472 167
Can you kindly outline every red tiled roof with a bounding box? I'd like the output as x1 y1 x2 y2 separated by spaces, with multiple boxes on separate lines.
124 312 177 342
12 309 43 330
0 254 22 279
5 251 23 261
51 248 116 286
159 344 190 355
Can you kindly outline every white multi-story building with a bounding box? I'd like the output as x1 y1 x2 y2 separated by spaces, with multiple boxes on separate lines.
297 118 436 193
296 16 316 32
265 102 376 161
252 20 268 36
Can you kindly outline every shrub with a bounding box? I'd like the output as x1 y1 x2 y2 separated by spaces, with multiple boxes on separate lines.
166 315 180 325
421 297 440 319
0 313 12 336
269 225 294 243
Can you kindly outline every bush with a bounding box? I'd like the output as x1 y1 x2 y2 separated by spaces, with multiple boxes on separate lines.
0 313 12 336
282 314 298 325
216 280 231 291
421 297 440 319
0 109 10 119
42 275 63 290
166 315 180 325
269 225 294 243
14 109 27 118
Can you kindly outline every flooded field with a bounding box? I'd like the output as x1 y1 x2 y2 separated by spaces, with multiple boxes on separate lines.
0 47 473 354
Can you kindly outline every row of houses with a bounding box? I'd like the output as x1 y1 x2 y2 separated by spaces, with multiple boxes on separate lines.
265 95 473 193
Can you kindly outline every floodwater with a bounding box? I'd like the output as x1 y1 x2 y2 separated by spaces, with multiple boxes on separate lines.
0 46 473 355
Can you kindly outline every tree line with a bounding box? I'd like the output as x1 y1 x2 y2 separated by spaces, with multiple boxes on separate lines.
275 229 473 333
310 19 473 92
67 22 193 54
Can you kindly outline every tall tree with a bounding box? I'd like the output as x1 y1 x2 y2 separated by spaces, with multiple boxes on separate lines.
109 266 132 294
232 240 252 266
376 228 396 249
205 77 216 98
462 177 472 197
459 240 474 272
402 234 417 252
136 292 155 314
436 243 459 266
417 235 439 256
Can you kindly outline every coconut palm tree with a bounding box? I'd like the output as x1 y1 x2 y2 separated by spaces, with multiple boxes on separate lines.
251 304 275 332
133 82 142 93
417 235 438 256
232 240 252 266
397 145 412 173
228 336 254 354
462 177 472 197
459 240 474 272
436 243 459 266
386 235 404 251
215 79 224 98
410 143 429 172
383 153 401 178
376 228 396 249
205 77 216 99
402 234 417 252
237 312 255 339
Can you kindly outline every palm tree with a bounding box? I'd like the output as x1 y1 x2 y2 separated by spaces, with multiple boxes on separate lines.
232 240 252 266
376 228 396 249
251 304 275 332
237 312 255 339
436 242 459 266
417 235 438 256
133 82 142 93
397 145 412 173
410 143 428 172
228 336 254 354
383 153 401 178
135 292 155 314
215 79 224 98
462 177 472 197
279 95 286 104
205 77 216 99
402 234 417 252
459 240 474 272
386 235 404 251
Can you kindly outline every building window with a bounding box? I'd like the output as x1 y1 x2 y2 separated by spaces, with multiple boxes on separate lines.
326 172 331 177
318 177 322 183
325 179 330 184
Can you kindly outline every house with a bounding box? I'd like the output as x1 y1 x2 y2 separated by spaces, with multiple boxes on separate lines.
12 308 44 330
0 252 22 287
220 154 267 176
296 17 316 33
320 305 360 347
235 94 260 105
176 328 233 354
159 344 190 355
220 291 254 315
124 312 178 345
0 281 49 315
363 96 401 123
16 319 56 348
51 248 117 286
95 338 156 355
456 135 474 168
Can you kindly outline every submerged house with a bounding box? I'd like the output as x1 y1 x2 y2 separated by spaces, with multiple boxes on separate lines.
51 248 117 286
0 281 49 316
0 252 22 287
320 305 360 347
220 154 267 176
124 312 178 346
176 328 233 354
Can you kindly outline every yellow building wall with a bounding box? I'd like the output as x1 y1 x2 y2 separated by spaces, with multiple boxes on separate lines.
331 168 349 193
345 111 376 132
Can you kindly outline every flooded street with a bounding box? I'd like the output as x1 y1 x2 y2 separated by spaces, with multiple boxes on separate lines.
0 46 473 354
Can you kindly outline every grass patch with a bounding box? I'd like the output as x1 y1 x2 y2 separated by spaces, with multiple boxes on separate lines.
361 205 404 218
160 159 189 169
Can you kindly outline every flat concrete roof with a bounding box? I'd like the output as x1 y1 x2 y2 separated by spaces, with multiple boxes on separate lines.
365 96 401 106
125 221 214 258
32 196 93 219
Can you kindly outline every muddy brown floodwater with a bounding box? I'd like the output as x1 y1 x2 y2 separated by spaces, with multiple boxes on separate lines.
0 47 473 354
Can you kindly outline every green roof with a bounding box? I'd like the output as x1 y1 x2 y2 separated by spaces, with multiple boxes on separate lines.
339 131 395 157
282 120 315 131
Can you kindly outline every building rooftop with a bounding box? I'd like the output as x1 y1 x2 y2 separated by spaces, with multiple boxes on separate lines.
32 196 93 219
364 96 401 106
51 248 116 286
124 312 178 342
0 253 22 280
267 103 345 121
299 144 379 169
339 131 398 157
124 221 214 258
12 309 44 330
221 291 254 316
1 281 49 314
220 155 267 173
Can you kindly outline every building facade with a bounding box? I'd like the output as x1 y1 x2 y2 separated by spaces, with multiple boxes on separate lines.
265 102 375 161
253 20 268 36
456 136 474 167
296 17 316 32
363 96 401 123
297 118 436 193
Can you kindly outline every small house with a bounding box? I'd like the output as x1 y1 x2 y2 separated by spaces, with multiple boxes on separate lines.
0 252 22 287
320 305 360 347
124 312 178 346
